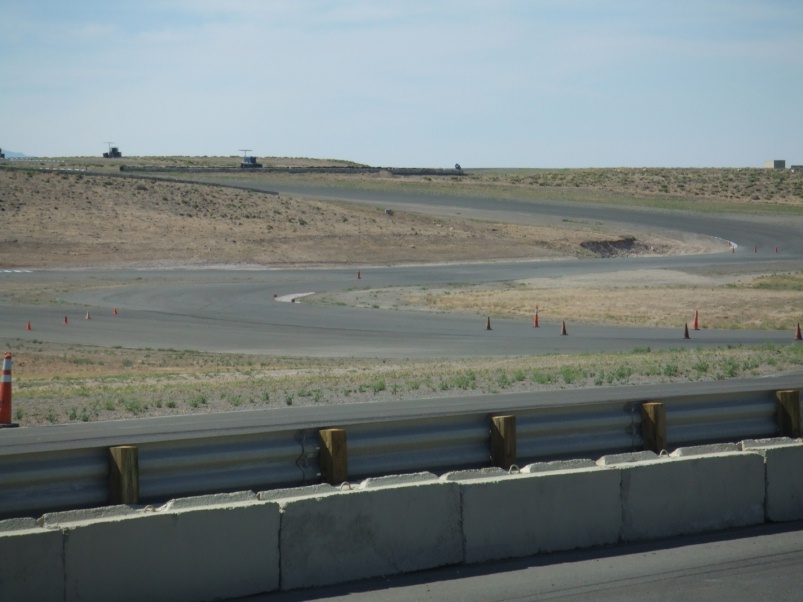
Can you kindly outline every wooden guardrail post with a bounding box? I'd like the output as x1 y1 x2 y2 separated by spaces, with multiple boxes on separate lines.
319 428 348 484
490 415 516 469
109 445 139 504
641 402 667 453
776 390 801 438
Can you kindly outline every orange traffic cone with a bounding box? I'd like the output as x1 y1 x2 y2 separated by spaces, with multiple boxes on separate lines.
0 353 13 426
795 323 802 341
533 308 539 328
64 315 68 325
357 270 361 280
560 321 568 336
113 308 118 315
26 321 31 331
693 310 699 331
684 323 690 339
486 316 492 330
86 311 91 320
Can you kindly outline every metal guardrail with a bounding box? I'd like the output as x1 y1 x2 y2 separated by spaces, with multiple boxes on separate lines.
0 385 794 520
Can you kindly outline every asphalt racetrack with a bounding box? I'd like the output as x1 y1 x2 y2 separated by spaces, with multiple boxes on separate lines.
2 182 803 358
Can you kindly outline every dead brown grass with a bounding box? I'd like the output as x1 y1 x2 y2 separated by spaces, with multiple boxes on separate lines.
0 168 692 269
9 338 803 426
404 276 803 330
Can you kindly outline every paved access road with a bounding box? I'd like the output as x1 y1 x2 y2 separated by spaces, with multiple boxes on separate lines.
1 180 802 357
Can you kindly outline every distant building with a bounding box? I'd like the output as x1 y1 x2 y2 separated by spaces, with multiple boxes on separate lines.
0 148 5 159
240 156 262 168
103 147 122 159
764 160 786 169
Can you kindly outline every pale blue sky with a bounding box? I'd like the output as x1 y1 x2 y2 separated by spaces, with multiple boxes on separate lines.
1 1 801 167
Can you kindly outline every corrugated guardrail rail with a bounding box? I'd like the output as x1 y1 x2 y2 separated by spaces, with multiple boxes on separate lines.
0 380 799 520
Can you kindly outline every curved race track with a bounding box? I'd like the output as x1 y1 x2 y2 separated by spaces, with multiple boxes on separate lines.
2 182 802 358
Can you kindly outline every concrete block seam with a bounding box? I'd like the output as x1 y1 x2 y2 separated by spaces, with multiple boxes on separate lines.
277 504 286 593
459 484 467 563
617 466 626 544
61 524 68 600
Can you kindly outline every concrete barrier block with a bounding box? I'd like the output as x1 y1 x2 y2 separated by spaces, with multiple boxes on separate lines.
597 451 659 465
278 478 461 590
440 467 507 481
523 459 597 473
447 466 621 564
740 439 803 522
159 490 257 510
620 452 765 542
258 483 336 501
670 443 740 457
0 518 64 602
360 471 438 488
39 504 138 526
48 499 280 602
740 437 798 450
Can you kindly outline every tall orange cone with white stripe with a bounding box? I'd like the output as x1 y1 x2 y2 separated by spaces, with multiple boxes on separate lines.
533 306 539 328
795 323 802 341
693 310 699 331
0 353 17 427
26 321 31 331
486 316 492 330
86 311 91 320
560 321 568 336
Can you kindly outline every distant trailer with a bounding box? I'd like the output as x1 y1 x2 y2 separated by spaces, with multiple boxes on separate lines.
0 148 5 159
764 159 785 169
240 156 263 168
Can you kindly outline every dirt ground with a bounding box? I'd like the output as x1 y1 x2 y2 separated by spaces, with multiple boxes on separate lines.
0 167 716 269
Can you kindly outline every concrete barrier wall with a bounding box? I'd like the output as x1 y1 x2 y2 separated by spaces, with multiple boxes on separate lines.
33 492 280 602
2 439 802 599
601 449 766 541
741 437 803 522
263 472 462 590
0 518 64 602
446 461 621 563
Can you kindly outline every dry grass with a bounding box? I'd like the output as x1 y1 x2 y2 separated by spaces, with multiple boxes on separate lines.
315 269 803 331
467 167 803 207
396 271 803 330
9 338 803 426
0 167 685 269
